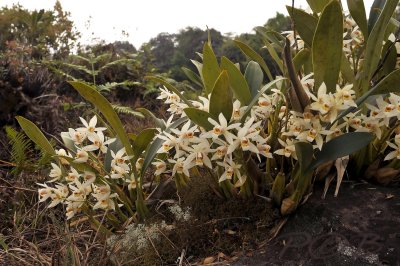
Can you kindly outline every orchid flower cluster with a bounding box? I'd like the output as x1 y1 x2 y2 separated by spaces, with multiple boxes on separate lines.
154 76 400 188
38 115 135 220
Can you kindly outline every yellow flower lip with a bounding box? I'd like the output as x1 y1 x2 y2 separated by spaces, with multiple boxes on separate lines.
213 127 222 135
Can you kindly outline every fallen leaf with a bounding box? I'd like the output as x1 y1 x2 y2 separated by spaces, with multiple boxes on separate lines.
334 155 349 197
203 256 216 264
385 194 395 199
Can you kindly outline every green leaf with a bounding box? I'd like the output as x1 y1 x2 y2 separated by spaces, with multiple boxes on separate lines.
241 77 287 122
184 108 215 131
295 142 314 175
340 53 355 84
308 132 374 171
209 71 233 121
182 67 203 87
312 0 343 92
368 0 386 34
245 61 264 98
271 172 286 206
68 81 134 162
294 142 315 197
221 56 252 105
293 48 311 73
133 128 157 159
60 132 77 153
347 0 369 40
16 116 55 155
145 76 193 107
104 138 123 172
136 107 165 129
286 6 318 46
379 41 397 78
201 42 221 94
254 27 285 47
141 117 187 176
234 40 273 81
358 69 400 103
363 0 398 83
306 0 330 13
263 41 284 73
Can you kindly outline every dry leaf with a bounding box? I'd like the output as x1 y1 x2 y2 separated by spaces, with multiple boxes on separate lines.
374 167 400 185
203 256 216 264
334 156 349 197
281 197 296 215
385 194 395 199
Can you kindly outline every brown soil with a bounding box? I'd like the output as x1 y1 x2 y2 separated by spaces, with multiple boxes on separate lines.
234 181 400 266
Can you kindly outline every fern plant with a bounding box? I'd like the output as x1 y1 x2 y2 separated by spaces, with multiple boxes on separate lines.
45 51 145 118
5 126 33 175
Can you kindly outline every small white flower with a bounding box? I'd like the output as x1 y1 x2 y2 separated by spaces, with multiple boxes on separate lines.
74 149 89 163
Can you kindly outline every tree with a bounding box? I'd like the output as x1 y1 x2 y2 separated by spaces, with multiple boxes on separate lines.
0 1 79 58
264 12 291 32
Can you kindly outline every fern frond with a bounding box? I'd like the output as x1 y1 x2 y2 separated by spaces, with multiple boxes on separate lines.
5 126 33 175
112 104 145 118
69 54 91 63
92 53 112 64
99 59 137 71
97 81 140 93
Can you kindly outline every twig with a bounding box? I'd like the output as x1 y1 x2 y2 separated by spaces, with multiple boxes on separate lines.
0 185 36 192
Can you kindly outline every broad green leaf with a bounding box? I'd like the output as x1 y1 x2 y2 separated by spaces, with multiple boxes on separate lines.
201 42 221 94
368 0 386 34
363 0 398 84
220 56 252 105
58 156 98 173
263 41 284 73
136 107 165 129
294 142 314 197
347 0 369 40
340 53 355 84
191 60 203 80
209 71 233 121
308 132 374 171
183 108 215 131
145 76 193 107
234 40 273 81
69 81 134 162
16 116 55 155
271 172 285 206
286 6 318 46
245 61 264 98
358 69 400 103
293 48 311 73
241 77 287 122
182 67 203 87
60 132 77 153
306 0 330 13
379 41 397 78
141 117 187 176
133 128 157 159
295 142 314 175
255 27 285 47
312 0 343 92
104 138 123 172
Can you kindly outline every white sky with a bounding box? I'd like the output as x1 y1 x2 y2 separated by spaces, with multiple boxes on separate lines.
1 0 374 48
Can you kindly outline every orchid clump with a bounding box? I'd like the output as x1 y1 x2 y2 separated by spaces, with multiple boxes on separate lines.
147 0 400 214
36 115 136 221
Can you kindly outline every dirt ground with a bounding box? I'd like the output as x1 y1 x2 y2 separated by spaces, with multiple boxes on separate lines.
234 181 400 266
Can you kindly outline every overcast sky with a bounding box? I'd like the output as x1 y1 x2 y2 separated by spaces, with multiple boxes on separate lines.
1 0 374 48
